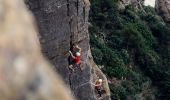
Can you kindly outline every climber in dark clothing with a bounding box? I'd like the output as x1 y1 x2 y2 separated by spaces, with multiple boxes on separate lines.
68 44 82 72
92 79 103 97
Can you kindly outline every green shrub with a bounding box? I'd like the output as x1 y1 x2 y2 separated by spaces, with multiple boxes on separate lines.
91 48 103 64
90 34 105 49
121 80 139 95
106 30 127 50
123 26 146 50
118 49 130 65
143 6 157 15
109 84 127 100
89 0 170 99
127 70 142 85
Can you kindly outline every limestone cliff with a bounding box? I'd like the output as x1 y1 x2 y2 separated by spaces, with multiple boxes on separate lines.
25 0 110 100
155 0 170 25
0 0 73 100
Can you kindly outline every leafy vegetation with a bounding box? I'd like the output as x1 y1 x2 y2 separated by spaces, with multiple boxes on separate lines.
89 0 170 99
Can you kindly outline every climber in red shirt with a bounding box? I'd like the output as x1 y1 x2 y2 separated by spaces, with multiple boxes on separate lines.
68 44 82 72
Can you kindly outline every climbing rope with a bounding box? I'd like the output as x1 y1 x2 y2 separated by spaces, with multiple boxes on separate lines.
56 3 68 8
75 81 91 90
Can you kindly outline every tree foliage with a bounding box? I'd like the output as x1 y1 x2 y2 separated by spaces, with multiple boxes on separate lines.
90 0 170 99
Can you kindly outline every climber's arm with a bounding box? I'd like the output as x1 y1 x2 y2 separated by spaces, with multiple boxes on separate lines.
91 80 102 86
91 80 96 86
69 51 75 59
94 83 102 87
76 45 81 53
91 83 96 86
91 83 101 87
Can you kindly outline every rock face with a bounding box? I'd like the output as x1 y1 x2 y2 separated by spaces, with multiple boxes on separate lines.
118 0 145 10
0 0 73 100
121 0 143 5
25 0 110 100
155 0 170 25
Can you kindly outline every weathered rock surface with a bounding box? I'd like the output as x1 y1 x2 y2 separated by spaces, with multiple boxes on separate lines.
0 0 73 100
25 0 111 100
120 0 143 5
155 0 170 25
119 0 144 9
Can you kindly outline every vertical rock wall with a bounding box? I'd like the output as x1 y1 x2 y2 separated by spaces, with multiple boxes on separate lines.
25 0 110 100
155 0 170 25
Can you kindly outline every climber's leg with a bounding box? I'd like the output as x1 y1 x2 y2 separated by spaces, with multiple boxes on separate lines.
99 92 102 97
101 90 106 95
68 56 75 72
77 62 84 71
69 64 74 72
75 63 83 72
98 97 102 100
96 87 102 97
79 62 84 71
